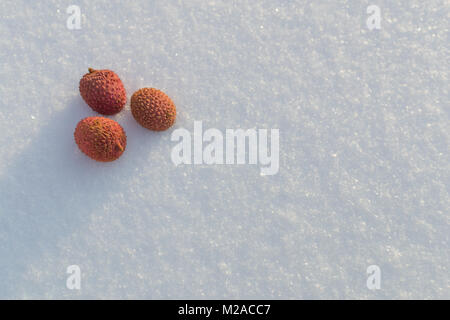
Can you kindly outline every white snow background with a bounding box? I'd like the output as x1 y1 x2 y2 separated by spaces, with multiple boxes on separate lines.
0 0 448 299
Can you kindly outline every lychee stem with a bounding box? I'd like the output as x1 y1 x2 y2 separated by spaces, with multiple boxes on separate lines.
115 141 124 152
88 68 96 73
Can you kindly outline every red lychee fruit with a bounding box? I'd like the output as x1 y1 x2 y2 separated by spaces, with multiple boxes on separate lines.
79 68 126 115
74 117 126 162
130 88 177 131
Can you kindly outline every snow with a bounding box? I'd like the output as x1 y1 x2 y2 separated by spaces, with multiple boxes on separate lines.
0 0 448 299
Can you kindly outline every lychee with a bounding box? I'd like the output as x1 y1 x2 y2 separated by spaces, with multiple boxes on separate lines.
74 117 126 162
130 88 176 131
79 68 126 115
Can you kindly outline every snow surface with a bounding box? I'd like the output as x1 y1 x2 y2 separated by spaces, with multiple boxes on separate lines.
0 0 448 299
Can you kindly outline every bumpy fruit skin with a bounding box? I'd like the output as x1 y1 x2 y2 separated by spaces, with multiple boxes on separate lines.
74 117 127 162
79 68 126 115
130 88 176 131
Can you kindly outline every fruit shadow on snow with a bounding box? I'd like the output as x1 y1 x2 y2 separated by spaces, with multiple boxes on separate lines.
0 96 162 298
